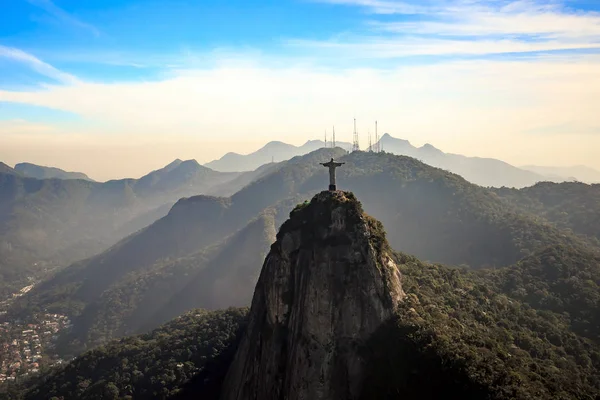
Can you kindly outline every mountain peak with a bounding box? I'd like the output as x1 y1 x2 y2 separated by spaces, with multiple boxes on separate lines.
12 162 92 180
221 190 404 399
0 162 19 175
177 159 201 167
380 133 412 147
164 159 183 170
420 143 443 154
263 140 292 149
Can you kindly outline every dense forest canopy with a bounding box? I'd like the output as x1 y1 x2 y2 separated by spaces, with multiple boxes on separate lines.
10 244 599 399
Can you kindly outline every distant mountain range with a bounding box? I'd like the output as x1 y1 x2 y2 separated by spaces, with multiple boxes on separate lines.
205 134 599 188
14 162 94 181
205 139 353 172
15 148 599 355
521 164 600 183
0 159 271 298
377 134 547 188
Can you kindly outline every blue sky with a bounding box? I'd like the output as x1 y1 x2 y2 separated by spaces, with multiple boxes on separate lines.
1 0 600 179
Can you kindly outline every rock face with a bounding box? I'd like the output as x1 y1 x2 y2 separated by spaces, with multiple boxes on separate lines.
221 191 405 400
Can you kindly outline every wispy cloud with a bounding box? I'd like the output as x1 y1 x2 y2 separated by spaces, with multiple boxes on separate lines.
369 1 600 39
0 45 79 84
27 0 100 37
285 36 600 58
300 0 600 59
313 0 428 14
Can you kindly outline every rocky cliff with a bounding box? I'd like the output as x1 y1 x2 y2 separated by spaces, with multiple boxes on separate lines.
220 191 405 400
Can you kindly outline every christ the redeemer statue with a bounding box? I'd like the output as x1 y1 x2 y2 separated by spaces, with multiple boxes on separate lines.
321 158 345 191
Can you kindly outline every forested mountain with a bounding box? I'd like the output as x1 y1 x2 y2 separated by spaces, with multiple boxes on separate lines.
494 181 600 245
230 149 592 268
11 149 598 359
14 163 94 181
14 308 248 400
0 160 252 298
11 192 600 400
15 213 276 354
205 139 353 172
377 134 546 188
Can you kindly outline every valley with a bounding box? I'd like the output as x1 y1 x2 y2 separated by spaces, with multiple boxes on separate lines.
1 143 599 399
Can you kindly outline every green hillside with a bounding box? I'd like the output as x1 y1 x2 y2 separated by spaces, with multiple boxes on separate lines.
13 212 276 355
18 308 248 400
0 160 248 298
12 246 600 399
363 246 599 399
494 181 600 245
232 150 593 268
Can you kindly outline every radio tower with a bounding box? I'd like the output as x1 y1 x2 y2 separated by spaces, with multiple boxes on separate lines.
332 126 336 148
325 129 328 148
352 118 360 152
375 121 379 152
368 130 372 152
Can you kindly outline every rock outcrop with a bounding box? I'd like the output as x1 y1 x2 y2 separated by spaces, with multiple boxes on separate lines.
221 190 404 400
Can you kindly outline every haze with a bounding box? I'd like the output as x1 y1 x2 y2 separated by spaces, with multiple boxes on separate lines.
1 0 600 181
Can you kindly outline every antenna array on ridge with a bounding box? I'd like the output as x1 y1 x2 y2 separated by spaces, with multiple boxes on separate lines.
352 118 360 152
333 126 336 148
375 121 380 153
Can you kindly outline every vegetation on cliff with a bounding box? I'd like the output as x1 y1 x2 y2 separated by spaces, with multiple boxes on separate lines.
363 248 600 399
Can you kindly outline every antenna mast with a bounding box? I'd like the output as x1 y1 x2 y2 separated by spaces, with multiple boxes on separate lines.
368 130 372 152
352 118 360 152
333 126 336 148
325 129 328 148
375 121 379 152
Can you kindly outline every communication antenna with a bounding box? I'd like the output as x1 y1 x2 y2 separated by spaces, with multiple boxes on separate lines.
368 130 372 152
333 126 336 148
375 121 379 152
352 118 360 152
325 129 328 148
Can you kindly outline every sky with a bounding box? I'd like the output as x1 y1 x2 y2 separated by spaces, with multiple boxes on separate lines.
0 0 599 181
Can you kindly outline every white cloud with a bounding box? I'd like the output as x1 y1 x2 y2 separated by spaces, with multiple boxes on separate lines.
2 1 600 175
1 55 599 140
0 119 58 135
369 1 600 40
284 36 600 58
0 45 79 85
312 0 428 14
301 0 600 59
27 0 100 36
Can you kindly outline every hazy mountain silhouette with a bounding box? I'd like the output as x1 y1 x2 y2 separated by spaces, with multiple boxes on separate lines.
205 134 557 188
34 213 278 352
0 162 21 175
0 159 255 297
205 139 353 172
521 165 600 183
377 133 546 188
14 162 94 181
